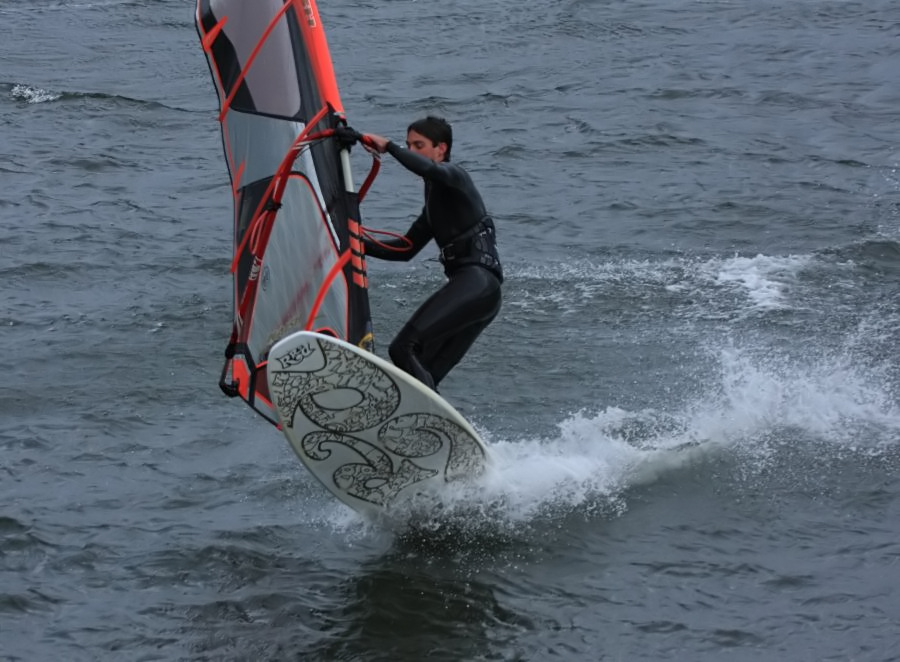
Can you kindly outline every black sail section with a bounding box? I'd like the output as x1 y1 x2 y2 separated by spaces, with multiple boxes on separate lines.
196 0 374 423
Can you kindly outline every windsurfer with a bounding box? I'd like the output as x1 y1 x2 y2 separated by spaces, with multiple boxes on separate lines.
343 116 502 392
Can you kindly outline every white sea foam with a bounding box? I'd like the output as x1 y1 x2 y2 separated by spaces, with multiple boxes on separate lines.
711 253 811 309
510 252 818 316
341 339 900 535
11 84 61 104
321 253 898 533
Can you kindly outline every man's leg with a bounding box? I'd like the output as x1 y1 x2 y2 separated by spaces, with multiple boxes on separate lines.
389 267 501 390
425 315 496 388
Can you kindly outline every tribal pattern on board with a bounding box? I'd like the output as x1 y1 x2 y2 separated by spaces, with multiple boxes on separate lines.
269 337 485 506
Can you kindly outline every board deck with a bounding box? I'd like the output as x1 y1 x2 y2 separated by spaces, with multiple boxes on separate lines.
266 331 491 517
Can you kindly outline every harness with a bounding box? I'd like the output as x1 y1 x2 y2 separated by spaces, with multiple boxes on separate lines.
437 216 503 281
438 217 494 263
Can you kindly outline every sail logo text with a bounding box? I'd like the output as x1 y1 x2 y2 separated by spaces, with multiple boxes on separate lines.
301 0 316 28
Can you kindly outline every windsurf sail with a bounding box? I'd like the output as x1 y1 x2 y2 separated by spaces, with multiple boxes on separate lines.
195 0 378 424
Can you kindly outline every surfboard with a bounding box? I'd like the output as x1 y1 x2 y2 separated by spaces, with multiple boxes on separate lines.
266 330 491 517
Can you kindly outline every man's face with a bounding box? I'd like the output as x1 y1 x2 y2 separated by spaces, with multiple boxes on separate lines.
406 130 447 162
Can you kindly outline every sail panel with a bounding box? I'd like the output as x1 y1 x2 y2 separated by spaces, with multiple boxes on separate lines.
251 174 348 353
196 0 373 424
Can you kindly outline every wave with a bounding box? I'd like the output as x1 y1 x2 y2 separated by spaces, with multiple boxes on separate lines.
333 243 900 541
332 333 900 543
509 235 898 316
9 83 61 104
1 0 140 13
4 82 192 112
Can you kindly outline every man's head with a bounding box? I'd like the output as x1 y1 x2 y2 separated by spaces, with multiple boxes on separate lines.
406 116 452 162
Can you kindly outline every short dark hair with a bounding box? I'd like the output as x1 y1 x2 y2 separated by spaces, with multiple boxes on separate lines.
407 116 453 161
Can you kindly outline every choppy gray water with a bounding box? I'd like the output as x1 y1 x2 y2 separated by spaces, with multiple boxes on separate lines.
3 1 899 660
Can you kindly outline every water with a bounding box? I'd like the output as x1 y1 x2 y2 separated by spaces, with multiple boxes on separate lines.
2 0 899 659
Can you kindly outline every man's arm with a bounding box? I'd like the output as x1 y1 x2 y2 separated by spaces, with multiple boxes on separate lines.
385 142 464 187
363 133 464 187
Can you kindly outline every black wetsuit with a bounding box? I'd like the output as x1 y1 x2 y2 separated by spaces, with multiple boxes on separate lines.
363 141 503 391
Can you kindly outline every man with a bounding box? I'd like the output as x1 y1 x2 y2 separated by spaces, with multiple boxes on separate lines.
348 116 502 392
